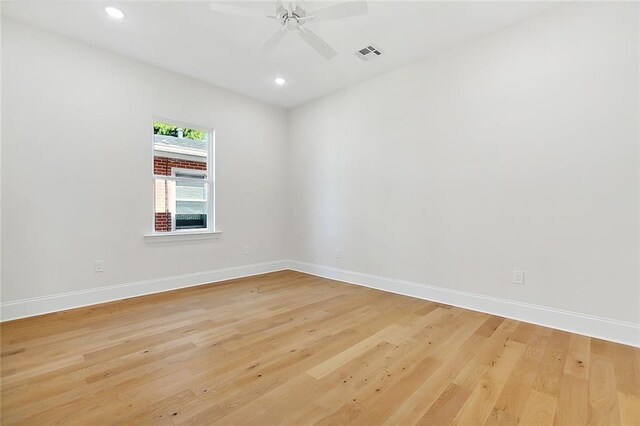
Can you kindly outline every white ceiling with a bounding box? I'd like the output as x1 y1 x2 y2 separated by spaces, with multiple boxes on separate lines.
2 1 561 108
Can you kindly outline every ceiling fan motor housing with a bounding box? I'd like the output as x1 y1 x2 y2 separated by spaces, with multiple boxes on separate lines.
277 5 307 30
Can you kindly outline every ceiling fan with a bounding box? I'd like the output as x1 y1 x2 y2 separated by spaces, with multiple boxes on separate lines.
209 1 368 59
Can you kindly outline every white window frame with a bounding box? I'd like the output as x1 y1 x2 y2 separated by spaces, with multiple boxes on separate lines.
146 117 218 241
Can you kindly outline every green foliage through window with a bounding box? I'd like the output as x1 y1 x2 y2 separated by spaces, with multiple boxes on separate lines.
154 122 206 141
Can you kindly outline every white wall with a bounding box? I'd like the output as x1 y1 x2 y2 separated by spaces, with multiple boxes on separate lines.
288 2 639 325
2 2 638 345
1 19 288 303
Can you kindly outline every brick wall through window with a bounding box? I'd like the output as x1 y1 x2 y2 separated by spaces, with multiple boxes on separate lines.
153 156 207 176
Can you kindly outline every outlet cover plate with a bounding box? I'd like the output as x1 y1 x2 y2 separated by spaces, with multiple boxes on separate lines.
513 270 524 285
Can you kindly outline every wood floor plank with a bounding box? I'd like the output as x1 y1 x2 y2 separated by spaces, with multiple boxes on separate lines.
588 354 621 425
1 270 638 425
563 334 591 380
554 375 588 426
452 338 526 425
617 391 640 425
418 383 471 425
533 331 571 398
520 390 558 425
486 337 545 425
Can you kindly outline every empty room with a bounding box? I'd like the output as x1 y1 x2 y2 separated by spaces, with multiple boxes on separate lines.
1 0 639 424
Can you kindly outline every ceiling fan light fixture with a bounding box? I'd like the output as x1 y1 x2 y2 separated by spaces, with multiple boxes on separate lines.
274 77 286 86
210 1 369 60
105 6 125 20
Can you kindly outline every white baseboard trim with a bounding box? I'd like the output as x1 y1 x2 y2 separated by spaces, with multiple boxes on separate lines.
3 259 638 348
287 260 640 348
0 260 289 322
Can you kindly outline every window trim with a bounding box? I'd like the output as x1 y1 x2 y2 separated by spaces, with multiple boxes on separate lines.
147 116 218 239
144 230 222 243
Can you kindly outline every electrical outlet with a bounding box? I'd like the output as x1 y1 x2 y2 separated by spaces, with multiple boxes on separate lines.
243 246 250 255
94 260 104 273
513 270 524 285
335 249 341 259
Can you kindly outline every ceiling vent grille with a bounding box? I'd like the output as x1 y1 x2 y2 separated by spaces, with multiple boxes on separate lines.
356 45 382 61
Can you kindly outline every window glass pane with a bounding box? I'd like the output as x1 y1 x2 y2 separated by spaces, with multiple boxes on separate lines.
153 121 208 176
176 201 207 214
176 181 206 201
175 212 207 230
153 122 208 143
154 178 208 232
154 178 175 233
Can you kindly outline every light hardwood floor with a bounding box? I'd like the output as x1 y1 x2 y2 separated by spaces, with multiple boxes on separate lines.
1 270 639 425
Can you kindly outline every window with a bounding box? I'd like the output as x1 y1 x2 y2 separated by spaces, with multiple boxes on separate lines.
152 120 214 234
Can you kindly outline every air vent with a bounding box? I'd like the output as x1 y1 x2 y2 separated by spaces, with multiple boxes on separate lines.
356 45 382 61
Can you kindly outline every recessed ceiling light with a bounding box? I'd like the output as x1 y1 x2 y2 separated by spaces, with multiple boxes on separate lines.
274 77 286 86
105 6 125 20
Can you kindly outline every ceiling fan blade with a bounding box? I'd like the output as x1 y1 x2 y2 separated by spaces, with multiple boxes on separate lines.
307 1 368 22
297 28 337 60
209 2 270 19
256 28 287 56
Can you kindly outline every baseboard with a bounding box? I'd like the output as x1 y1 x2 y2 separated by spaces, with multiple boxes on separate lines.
0 260 289 322
3 259 638 348
287 260 640 348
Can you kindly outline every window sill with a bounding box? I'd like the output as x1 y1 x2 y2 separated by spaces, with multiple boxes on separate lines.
144 231 222 243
